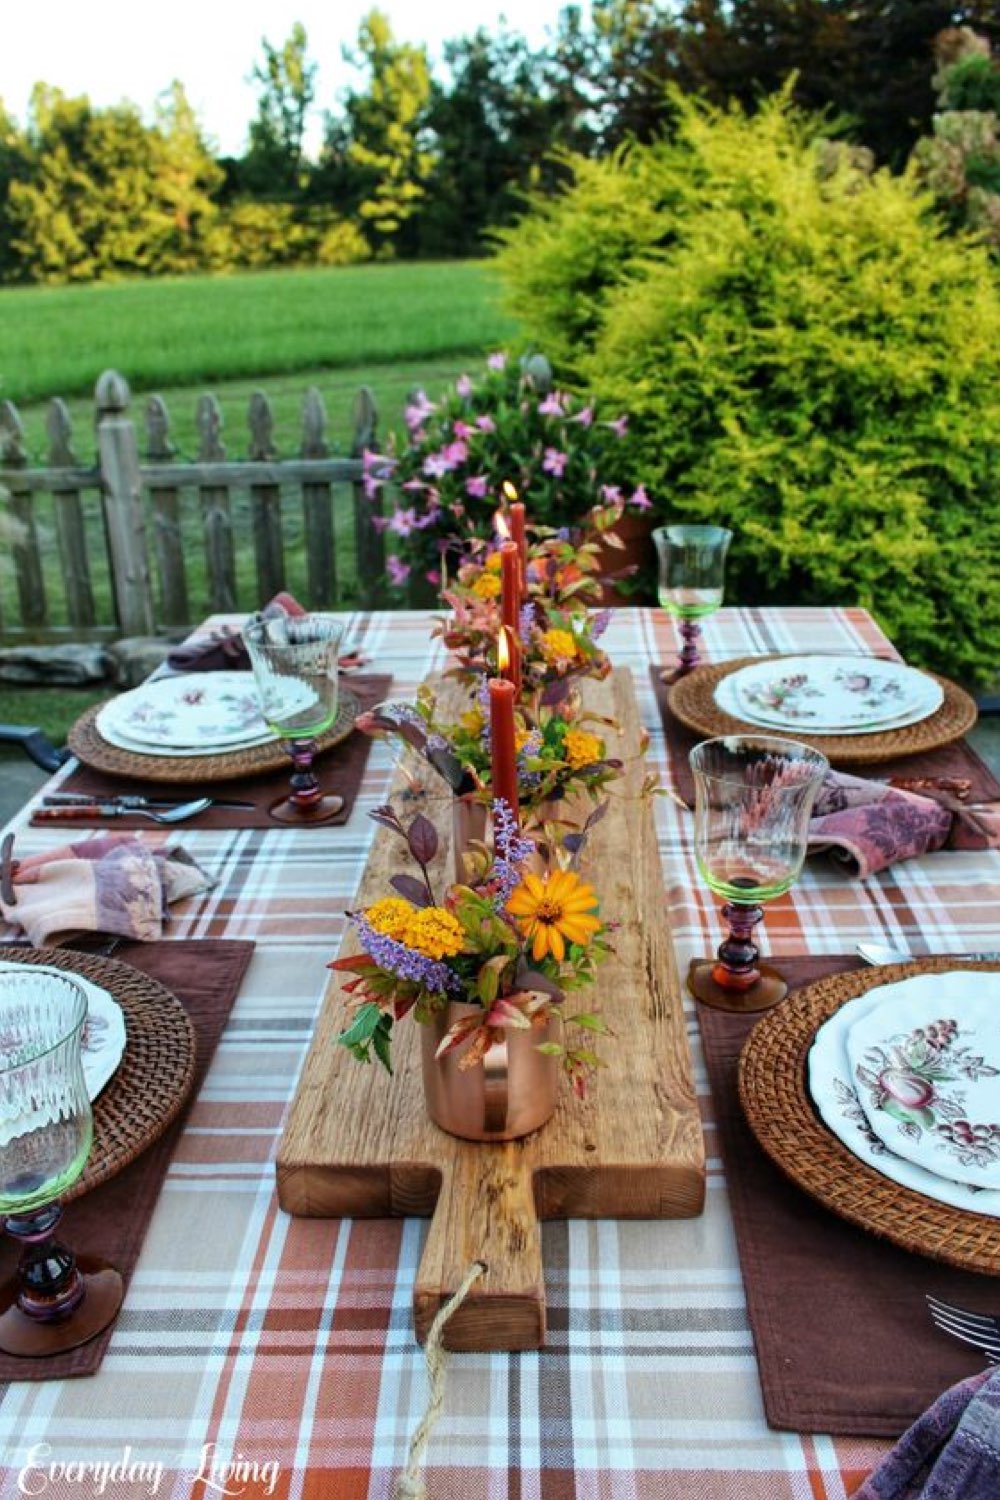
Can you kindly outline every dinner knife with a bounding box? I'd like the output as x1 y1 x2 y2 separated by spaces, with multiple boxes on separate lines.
856 941 1000 966
42 793 255 811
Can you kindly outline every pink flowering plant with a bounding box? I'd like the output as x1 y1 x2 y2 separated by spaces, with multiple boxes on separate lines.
332 800 613 1091
362 352 650 592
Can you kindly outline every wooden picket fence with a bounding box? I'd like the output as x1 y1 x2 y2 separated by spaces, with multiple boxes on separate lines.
0 371 388 644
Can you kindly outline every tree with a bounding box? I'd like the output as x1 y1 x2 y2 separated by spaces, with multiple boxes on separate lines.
674 0 1000 166
242 22 317 200
318 10 434 256
4 84 223 282
415 25 586 257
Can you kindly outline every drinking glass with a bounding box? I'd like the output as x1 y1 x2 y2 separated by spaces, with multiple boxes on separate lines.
243 613 344 824
688 736 829 1012
654 524 732 681
0 970 123 1356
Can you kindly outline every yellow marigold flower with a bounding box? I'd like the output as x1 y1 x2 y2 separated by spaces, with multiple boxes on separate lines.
506 869 602 963
365 897 415 941
515 728 533 751
540 627 578 663
485 550 502 571
405 906 466 960
472 571 502 599
564 728 603 770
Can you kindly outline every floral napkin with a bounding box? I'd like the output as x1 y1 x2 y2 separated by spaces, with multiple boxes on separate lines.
0 834 213 947
808 771 1000 878
852 1366 1000 1498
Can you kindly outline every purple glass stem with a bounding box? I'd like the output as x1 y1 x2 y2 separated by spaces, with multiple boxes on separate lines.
712 899 764 991
5 1203 85 1323
678 618 702 674
284 739 322 808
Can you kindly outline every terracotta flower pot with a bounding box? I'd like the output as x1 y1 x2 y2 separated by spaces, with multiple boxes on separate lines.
593 511 656 605
421 999 559 1141
452 794 489 884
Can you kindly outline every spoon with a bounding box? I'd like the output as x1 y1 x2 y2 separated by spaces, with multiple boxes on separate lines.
33 798 213 825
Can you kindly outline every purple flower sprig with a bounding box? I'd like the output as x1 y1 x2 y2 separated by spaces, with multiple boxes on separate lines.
350 913 463 996
489 797 537 908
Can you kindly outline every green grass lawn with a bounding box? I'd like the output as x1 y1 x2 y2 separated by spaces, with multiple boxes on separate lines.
0 260 522 632
0 260 518 408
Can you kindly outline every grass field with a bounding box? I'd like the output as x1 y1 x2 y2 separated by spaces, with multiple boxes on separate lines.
0 259 518 408
0 260 520 635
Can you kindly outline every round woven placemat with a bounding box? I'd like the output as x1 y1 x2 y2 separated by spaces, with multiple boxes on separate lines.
668 657 976 764
0 947 197 1202
68 685 359 783
738 957 1000 1274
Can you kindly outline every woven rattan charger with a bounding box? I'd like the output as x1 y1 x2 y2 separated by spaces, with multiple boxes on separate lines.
738 957 1000 1275
67 686 359 784
668 657 976 765
0 946 197 1201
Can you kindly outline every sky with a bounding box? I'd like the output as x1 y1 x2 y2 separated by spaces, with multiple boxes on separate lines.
2 0 576 159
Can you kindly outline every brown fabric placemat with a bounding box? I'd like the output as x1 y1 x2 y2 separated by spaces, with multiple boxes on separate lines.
649 665 1000 811
0 937 254 1381
34 674 392 830
699 954 1000 1437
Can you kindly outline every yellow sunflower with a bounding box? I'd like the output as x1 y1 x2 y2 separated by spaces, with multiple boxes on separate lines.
506 870 602 962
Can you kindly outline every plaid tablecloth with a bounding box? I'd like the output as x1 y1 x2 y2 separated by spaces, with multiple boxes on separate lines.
1 605 994 1499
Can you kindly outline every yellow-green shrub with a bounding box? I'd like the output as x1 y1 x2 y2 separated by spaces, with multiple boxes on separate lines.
497 93 1000 686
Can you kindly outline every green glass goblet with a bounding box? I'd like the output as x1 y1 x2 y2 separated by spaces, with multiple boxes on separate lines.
688 735 829 1013
654 524 732 682
0 970 124 1356
243 612 345 824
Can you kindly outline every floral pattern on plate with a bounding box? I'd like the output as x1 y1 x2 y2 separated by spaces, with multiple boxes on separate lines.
807 979 1000 1217
724 655 943 731
845 972 1000 1190
97 672 271 749
0 962 126 1102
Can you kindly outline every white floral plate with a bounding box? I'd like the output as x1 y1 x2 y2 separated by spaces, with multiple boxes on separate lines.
97 673 272 750
95 717 275 759
714 672 943 737
721 655 943 731
845 972 1000 1190
807 981 1000 1217
0 961 126 1103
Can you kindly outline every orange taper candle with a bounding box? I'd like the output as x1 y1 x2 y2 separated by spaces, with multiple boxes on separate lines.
499 540 522 692
490 633 519 821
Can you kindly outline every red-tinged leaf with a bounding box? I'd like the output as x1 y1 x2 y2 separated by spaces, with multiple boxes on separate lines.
407 812 439 866
390 873 432 907
583 799 610 832
486 997 532 1028
329 953 378 973
434 1015 481 1059
369 804 403 834
393 995 418 1021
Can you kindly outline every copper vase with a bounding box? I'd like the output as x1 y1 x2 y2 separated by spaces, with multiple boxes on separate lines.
421 1000 559 1142
451 794 489 884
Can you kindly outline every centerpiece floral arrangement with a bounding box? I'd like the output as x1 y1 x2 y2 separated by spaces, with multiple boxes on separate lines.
333 801 613 1096
357 685 624 832
360 351 651 592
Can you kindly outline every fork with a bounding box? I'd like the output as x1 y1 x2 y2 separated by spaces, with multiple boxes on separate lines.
926 1295 1000 1364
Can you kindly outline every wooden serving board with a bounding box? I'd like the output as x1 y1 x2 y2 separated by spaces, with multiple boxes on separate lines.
277 667 705 1350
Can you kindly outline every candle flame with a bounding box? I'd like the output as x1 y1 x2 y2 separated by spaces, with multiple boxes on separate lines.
494 509 510 541
498 626 511 673
502 480 519 504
